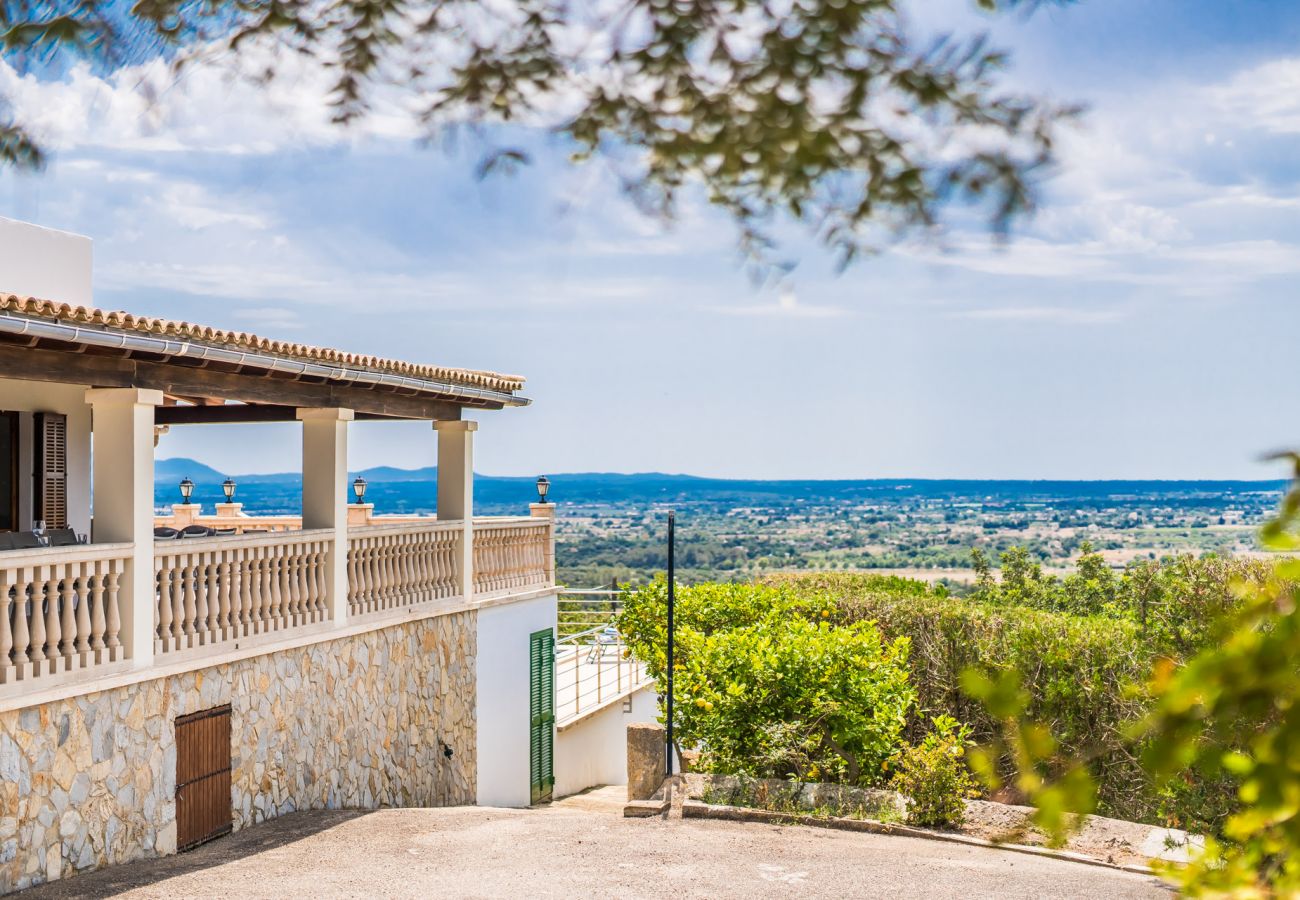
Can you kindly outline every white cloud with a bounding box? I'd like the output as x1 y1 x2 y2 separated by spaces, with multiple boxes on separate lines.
715 287 847 319
952 306 1127 325
1207 58 1300 135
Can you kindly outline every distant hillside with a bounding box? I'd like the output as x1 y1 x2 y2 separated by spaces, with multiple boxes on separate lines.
155 457 227 483
154 457 1287 517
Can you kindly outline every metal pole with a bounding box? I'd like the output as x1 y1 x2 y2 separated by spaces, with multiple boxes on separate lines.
666 510 675 776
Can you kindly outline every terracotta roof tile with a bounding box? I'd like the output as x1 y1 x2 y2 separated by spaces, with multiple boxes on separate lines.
0 294 526 395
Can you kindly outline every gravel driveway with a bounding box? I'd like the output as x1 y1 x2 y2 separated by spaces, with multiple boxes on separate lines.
20 788 1170 899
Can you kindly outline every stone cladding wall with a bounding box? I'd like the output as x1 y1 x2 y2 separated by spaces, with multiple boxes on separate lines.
0 611 477 894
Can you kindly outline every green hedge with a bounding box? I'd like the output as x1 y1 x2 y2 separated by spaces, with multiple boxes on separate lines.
768 573 1237 829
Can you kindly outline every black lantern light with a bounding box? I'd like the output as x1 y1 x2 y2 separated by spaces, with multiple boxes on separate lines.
222 478 237 503
352 476 368 504
179 477 195 504
536 475 551 504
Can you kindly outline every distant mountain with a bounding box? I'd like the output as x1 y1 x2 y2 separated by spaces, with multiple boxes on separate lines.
153 457 1288 517
155 457 227 483
354 465 437 483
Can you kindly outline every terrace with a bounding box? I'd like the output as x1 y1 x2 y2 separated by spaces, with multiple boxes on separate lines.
0 295 555 707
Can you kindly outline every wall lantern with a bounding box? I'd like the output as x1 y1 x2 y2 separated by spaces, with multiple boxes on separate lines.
222 478 237 503
352 476 368 504
536 475 550 504
179 477 195 504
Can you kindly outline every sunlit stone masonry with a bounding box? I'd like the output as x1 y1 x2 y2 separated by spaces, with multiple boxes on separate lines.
0 612 477 894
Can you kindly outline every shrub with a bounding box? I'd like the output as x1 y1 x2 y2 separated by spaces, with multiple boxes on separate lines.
969 547 1270 658
890 715 980 828
772 572 1239 830
618 579 914 785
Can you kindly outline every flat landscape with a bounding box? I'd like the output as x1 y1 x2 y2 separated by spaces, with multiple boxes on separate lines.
156 460 1286 588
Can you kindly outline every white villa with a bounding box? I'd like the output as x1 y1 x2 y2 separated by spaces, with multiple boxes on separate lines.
0 218 654 894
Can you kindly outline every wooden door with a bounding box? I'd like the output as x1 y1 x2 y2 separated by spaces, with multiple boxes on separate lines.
175 704 233 851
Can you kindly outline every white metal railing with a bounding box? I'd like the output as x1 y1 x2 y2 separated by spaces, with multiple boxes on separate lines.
154 529 334 656
0 542 133 685
347 521 463 617
555 589 650 726
473 517 552 594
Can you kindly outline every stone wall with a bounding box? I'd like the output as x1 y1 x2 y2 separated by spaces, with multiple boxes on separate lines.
0 611 477 894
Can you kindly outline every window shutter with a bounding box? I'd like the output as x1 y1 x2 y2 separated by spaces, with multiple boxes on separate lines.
529 628 556 804
33 412 68 529
540 631 555 795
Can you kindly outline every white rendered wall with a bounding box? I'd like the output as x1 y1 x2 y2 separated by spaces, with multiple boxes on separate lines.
0 377 93 535
475 591 559 808
0 217 93 304
555 685 658 799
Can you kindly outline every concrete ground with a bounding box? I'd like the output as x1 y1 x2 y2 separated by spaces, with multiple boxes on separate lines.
21 787 1170 899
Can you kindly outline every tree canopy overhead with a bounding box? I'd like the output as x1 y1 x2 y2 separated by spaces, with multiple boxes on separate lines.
1 0 1073 262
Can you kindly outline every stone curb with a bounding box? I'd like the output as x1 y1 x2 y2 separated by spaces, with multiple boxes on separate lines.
623 798 670 818
681 800 1157 878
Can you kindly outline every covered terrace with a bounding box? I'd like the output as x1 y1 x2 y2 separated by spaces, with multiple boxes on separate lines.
0 295 555 703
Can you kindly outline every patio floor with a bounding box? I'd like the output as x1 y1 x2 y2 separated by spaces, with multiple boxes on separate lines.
20 787 1168 899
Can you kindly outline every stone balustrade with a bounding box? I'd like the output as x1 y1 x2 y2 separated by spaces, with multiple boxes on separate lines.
346 521 463 617
472 518 553 595
153 530 335 658
0 543 132 686
2 510 554 703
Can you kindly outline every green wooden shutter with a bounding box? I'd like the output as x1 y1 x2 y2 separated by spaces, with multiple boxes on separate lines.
529 628 555 804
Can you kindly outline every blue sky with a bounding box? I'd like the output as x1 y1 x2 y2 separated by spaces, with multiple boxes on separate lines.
1 0 1299 480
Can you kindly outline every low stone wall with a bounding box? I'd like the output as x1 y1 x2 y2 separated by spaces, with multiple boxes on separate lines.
0 611 477 894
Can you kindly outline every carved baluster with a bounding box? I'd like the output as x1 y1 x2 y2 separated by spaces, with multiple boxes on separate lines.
191 553 209 646
63 563 81 662
202 551 218 641
157 555 171 651
105 559 123 658
239 548 254 635
276 543 291 626
300 541 313 622
289 542 303 625
34 567 57 671
265 544 276 628
181 550 197 644
90 558 107 655
216 549 231 638
0 568 14 682
346 538 358 617
362 538 374 614
399 532 412 605
378 536 390 609
11 567 31 667
252 543 267 629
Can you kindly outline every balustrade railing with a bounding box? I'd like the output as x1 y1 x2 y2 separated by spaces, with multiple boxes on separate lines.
3 513 555 699
346 521 462 617
0 543 132 685
154 529 334 656
472 518 552 594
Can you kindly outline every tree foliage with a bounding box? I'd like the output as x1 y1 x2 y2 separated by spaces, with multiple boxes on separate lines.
1 0 1074 262
618 578 913 784
965 457 1300 894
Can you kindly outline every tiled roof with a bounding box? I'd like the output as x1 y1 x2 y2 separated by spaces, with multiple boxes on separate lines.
0 294 526 395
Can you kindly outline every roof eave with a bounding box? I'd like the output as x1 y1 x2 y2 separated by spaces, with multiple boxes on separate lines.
0 311 530 409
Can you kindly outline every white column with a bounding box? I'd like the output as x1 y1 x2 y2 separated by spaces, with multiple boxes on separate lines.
299 408 353 626
435 420 476 599
87 388 163 669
